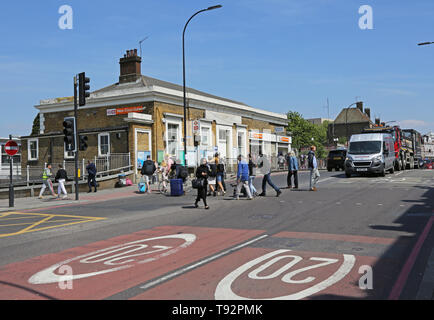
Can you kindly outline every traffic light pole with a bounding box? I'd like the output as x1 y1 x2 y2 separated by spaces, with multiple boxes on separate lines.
74 76 79 201
9 134 14 208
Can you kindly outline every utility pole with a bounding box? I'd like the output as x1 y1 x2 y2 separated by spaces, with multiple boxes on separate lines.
73 75 79 201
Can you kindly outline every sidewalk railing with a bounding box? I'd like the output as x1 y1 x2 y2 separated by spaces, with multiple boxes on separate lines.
0 153 132 188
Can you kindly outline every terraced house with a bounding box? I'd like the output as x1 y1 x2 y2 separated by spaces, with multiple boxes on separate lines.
20 50 291 182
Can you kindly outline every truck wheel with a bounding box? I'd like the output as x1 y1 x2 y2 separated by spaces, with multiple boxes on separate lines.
395 160 400 171
345 172 351 178
410 157 414 169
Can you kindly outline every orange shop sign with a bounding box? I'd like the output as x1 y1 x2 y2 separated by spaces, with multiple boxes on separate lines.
107 106 144 116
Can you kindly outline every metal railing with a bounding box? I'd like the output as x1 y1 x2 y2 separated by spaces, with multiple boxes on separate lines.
0 153 132 188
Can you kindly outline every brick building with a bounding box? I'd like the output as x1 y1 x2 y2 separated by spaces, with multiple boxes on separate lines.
20 50 291 181
328 102 374 144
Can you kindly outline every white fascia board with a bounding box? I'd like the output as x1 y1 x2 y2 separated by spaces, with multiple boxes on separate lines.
151 85 287 120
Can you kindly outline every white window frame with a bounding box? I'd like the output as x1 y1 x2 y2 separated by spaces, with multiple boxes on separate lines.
28 138 39 161
237 128 247 158
200 123 212 147
165 118 182 158
98 133 110 157
216 125 233 159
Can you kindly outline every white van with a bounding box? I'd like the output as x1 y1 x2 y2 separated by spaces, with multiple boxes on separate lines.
345 133 395 177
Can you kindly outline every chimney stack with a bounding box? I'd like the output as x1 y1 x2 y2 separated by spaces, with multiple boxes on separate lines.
119 49 142 84
364 108 371 119
356 101 363 113
375 118 381 126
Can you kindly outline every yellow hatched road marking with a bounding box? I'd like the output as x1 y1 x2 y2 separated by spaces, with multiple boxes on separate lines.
0 212 106 238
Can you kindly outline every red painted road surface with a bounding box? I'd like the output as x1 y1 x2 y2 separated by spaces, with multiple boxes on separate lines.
0 226 263 299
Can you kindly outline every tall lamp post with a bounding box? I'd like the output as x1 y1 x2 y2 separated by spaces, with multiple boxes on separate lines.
345 102 359 147
182 5 222 167
418 42 434 46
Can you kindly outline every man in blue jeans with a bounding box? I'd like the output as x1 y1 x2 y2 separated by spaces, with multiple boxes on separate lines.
257 153 282 197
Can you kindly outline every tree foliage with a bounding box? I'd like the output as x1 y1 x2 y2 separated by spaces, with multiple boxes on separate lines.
286 111 328 158
31 113 40 136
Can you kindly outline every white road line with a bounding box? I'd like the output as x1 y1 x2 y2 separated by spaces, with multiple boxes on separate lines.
139 234 269 291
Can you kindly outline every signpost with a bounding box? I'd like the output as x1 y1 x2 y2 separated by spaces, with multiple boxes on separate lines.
5 136 18 207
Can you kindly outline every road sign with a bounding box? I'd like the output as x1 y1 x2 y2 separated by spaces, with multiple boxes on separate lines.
275 127 285 133
192 120 200 134
5 140 18 156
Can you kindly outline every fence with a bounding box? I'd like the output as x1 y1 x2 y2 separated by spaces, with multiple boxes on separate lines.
0 153 132 188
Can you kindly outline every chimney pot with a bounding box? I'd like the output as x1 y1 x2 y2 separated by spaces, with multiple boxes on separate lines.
119 48 142 84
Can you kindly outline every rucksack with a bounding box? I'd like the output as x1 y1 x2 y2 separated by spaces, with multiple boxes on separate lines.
208 164 217 177
217 163 225 173
141 161 155 176
308 153 314 168
179 166 188 179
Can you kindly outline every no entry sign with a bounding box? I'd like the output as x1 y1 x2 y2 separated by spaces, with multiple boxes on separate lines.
5 140 18 156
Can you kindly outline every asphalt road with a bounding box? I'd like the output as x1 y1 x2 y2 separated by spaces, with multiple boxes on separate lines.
0 169 433 300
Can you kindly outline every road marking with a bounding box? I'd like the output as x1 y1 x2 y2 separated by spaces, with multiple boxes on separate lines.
0 212 105 238
214 249 356 300
29 233 197 284
139 234 269 292
388 216 434 300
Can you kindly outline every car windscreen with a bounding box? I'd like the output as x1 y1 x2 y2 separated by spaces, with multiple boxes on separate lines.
348 141 381 155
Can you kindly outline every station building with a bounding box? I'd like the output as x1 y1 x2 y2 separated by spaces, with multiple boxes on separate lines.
20 50 291 181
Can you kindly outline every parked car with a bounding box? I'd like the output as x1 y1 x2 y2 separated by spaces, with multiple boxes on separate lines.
423 159 433 169
327 149 347 171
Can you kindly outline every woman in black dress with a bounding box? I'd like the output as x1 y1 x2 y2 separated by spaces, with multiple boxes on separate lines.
195 158 210 209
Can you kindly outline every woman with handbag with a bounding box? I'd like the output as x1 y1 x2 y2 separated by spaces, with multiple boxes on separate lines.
194 158 210 209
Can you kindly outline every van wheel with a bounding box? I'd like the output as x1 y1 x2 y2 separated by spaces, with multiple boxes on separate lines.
380 166 386 177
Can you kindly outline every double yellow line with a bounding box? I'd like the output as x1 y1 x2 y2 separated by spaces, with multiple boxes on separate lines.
0 212 106 238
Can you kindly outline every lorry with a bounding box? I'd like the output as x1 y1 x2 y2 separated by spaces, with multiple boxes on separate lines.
345 133 395 177
401 129 423 169
362 125 422 171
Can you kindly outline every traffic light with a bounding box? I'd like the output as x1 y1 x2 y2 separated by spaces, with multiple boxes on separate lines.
79 135 88 151
78 72 90 106
63 117 76 152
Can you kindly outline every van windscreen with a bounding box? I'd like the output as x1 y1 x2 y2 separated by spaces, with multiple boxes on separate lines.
348 141 381 155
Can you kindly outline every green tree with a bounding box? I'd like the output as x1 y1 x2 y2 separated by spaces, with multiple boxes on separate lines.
31 113 40 136
286 111 329 158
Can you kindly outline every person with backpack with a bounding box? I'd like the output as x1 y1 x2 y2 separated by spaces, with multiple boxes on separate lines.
194 158 210 209
38 164 57 199
308 145 320 191
86 160 97 193
207 157 217 196
287 150 299 189
55 164 69 199
235 155 253 200
141 155 157 194
257 153 282 197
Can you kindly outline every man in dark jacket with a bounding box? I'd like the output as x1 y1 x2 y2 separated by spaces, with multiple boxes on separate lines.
141 155 157 194
55 164 69 199
194 158 210 209
86 160 97 193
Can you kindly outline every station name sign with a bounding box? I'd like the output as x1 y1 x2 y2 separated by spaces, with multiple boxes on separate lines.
107 105 144 116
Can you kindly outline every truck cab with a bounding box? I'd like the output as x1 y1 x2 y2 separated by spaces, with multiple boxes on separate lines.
345 133 395 177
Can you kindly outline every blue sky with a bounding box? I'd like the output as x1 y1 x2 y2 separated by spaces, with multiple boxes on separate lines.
1 0 433 138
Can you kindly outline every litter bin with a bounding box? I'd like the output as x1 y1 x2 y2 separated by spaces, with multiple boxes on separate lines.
170 179 184 196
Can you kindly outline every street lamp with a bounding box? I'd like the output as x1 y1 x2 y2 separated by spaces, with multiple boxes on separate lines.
345 102 359 147
418 42 434 46
182 5 222 167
